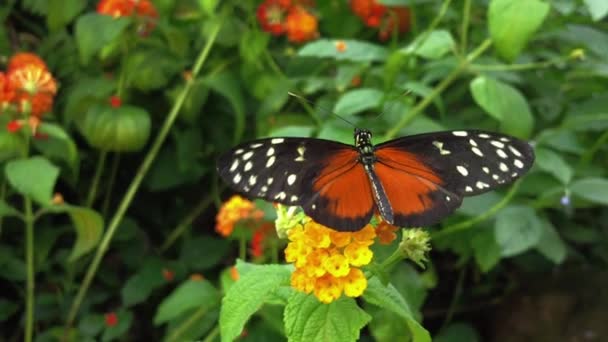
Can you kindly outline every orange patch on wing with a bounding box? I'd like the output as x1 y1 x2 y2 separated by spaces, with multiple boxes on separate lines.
375 149 442 216
313 150 373 219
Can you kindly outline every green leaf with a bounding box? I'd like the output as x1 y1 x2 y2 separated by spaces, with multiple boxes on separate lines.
101 309 133 342
0 129 27 162
363 277 431 342
536 219 567 264
75 13 130 65
203 71 246 144
219 262 292 341
154 279 220 324
180 236 231 271
298 39 389 62
488 0 550 61
5 157 59 206
121 259 166 307
33 123 79 173
535 148 573 184
334 88 384 116
0 200 20 218
403 30 455 60
49 205 104 262
570 178 608 205
125 49 184 91
471 227 501 272
584 0 608 21
284 293 371 342
47 0 85 31
469 76 534 138
494 206 543 257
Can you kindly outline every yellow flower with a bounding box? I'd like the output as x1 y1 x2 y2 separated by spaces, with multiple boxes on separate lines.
284 218 376 303
215 195 264 237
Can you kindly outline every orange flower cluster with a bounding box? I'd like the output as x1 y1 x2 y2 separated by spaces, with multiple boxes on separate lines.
1 52 58 134
350 0 411 40
97 0 159 34
257 0 318 43
250 222 274 258
215 195 264 237
285 221 377 303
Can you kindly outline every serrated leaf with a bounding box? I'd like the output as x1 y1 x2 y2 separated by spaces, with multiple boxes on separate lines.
284 293 371 342
121 259 166 307
5 157 59 206
403 30 455 60
535 148 573 184
220 263 292 342
536 219 567 264
469 76 534 138
298 39 389 62
334 88 384 116
488 0 550 61
154 279 220 324
75 13 130 65
48 205 104 262
494 206 543 257
363 277 431 342
570 178 608 205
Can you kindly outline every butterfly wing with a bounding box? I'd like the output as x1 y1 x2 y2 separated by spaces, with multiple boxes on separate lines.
217 137 374 231
374 130 535 227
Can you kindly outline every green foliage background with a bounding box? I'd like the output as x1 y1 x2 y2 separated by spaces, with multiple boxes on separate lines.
0 0 607 341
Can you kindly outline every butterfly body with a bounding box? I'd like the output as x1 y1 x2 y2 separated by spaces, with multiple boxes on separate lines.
217 129 535 232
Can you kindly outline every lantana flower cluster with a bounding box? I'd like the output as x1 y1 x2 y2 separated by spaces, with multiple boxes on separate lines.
257 0 319 43
285 220 378 303
1 52 58 134
97 0 159 35
350 0 411 40
215 195 265 237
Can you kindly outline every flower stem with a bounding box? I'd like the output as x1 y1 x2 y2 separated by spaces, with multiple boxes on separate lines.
383 38 493 140
65 20 223 328
101 153 121 218
24 195 34 342
86 150 107 208
459 0 471 55
160 196 213 252
166 305 214 342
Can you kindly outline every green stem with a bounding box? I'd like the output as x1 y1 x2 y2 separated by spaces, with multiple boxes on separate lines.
470 56 568 72
431 180 521 240
202 326 220 342
166 305 213 342
460 0 471 55
86 151 107 208
384 39 492 140
380 247 405 272
101 153 121 218
24 196 34 342
65 20 223 328
160 196 213 252
440 264 466 331
578 129 608 167
239 235 247 261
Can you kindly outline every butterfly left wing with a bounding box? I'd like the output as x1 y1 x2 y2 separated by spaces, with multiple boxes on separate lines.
217 137 375 231
374 130 535 227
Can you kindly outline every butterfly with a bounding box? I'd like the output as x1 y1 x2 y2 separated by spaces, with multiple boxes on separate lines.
217 128 535 232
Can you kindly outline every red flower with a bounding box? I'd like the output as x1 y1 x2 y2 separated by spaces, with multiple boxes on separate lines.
97 0 159 34
257 0 292 35
350 0 410 40
285 7 318 43
0 72 15 105
6 120 22 133
8 52 48 72
109 95 122 108
162 268 175 281
7 64 58 117
250 223 274 258
104 312 118 327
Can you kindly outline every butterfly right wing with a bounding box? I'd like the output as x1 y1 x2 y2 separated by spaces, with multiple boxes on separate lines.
217 137 375 231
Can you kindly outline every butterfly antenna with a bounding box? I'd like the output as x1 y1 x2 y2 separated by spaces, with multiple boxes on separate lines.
288 91 358 128
373 89 413 120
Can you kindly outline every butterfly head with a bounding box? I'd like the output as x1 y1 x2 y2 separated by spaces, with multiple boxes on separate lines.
355 128 374 156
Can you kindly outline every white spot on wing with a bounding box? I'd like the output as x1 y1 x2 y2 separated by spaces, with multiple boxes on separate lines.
250 143 263 148
244 161 253 171
267 178 274 184
248 175 257 185
266 156 276 167
482 167 490 174
472 147 484 157
243 151 253 160
469 139 478 147
509 145 523 157
432 141 451 155
476 181 489 189
514 159 524 169
271 138 284 144
499 162 509 172
295 146 306 161
512 172 518 177
491 140 505 148
233 173 241 184
266 147 275 156
492 174 500 180
290 195 298 202
274 192 286 200
478 133 490 138
230 159 239 172
500 137 510 142
465 186 473 192
446 196 451 201
260 185 268 193
453 131 468 137
456 165 469 176
235 149 244 155
496 149 508 159
287 174 297 185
